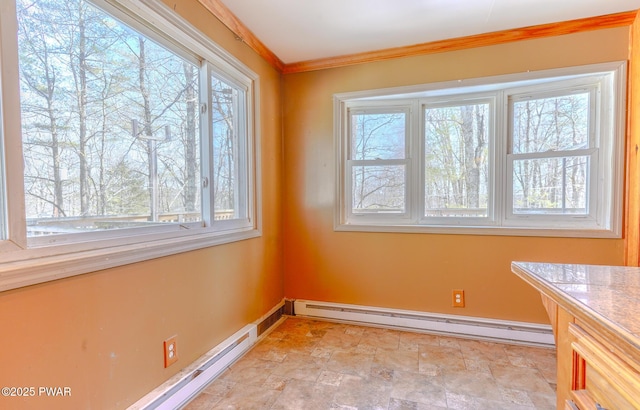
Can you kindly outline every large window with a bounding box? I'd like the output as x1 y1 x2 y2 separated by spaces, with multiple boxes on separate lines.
0 0 259 290
335 63 625 237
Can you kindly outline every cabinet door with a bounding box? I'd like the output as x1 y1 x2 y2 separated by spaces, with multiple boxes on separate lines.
569 323 640 409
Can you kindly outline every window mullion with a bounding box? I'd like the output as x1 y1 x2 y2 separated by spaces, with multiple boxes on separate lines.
411 100 422 223
495 91 507 226
200 61 214 227
235 91 245 221
587 151 598 220
404 104 411 220
0 0 26 249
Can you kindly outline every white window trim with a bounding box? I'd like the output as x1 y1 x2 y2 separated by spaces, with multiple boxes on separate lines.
419 94 498 227
346 103 414 224
201 63 255 233
334 62 625 238
0 0 262 292
504 81 601 229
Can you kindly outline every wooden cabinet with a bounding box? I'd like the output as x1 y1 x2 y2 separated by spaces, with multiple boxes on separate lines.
511 262 640 410
557 310 640 409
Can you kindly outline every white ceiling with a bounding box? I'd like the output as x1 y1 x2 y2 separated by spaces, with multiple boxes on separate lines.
217 0 640 64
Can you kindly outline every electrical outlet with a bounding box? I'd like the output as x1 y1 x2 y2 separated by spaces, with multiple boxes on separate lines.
163 336 178 368
452 290 465 307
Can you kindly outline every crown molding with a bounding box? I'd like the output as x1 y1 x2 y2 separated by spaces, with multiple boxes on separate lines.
283 11 638 74
197 0 285 72
196 3 637 75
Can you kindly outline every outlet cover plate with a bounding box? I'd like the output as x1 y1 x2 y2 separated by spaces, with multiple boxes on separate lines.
163 336 178 368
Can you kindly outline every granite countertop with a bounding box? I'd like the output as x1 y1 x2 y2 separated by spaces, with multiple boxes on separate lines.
511 261 640 352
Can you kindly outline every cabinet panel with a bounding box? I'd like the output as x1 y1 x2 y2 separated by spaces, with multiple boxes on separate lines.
569 323 640 409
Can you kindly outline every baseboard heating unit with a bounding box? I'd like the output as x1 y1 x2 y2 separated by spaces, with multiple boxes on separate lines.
293 299 555 348
129 324 256 410
129 301 285 410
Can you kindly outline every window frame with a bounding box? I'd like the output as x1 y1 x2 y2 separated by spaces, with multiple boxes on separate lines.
334 62 625 238
346 102 414 225
504 82 601 227
420 94 498 227
202 64 255 232
0 0 261 291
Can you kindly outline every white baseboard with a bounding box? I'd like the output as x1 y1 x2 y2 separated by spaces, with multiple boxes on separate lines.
128 324 257 410
294 299 555 348
128 300 286 410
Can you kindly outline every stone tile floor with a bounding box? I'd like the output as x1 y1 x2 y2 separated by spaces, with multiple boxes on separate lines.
184 317 556 409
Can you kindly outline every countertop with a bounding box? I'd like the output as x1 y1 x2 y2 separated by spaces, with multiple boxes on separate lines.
511 261 640 354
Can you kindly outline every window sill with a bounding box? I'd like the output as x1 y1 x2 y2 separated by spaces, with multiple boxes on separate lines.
0 228 261 292
334 223 620 239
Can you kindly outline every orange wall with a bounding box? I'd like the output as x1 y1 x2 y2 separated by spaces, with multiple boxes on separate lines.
282 28 629 324
0 1 283 409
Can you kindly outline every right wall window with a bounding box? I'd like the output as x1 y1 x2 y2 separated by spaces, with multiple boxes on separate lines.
336 62 625 237
510 90 592 216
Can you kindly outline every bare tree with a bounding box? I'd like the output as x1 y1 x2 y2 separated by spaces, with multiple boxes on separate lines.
424 103 488 215
18 0 67 217
351 113 405 211
66 0 91 216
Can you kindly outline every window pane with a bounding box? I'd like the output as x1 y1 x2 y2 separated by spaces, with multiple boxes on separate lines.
352 165 405 214
18 0 200 236
512 92 590 154
350 112 405 160
211 76 244 221
513 156 588 215
424 103 489 217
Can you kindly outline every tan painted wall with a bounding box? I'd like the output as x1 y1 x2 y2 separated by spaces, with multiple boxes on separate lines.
282 28 629 324
0 1 283 409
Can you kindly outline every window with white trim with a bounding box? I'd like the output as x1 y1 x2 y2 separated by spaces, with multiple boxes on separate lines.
423 96 493 224
335 63 625 237
348 106 410 221
507 87 595 221
0 0 260 290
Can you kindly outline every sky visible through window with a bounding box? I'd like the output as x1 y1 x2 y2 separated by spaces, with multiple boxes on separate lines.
16 0 239 235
